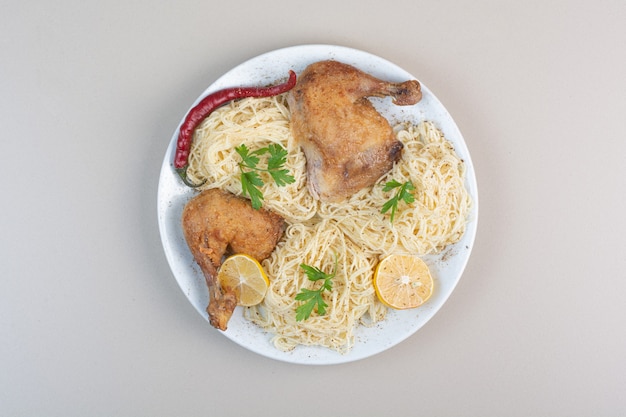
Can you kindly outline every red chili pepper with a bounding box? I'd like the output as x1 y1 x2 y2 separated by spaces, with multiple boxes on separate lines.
173 70 297 187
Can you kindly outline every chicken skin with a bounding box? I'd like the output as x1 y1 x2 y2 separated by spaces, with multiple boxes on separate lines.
182 188 285 330
288 60 422 202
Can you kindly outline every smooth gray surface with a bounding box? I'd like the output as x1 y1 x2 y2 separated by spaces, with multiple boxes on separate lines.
2 1 625 415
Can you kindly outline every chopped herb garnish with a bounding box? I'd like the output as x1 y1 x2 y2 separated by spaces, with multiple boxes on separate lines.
381 180 415 223
235 143 295 209
295 256 338 321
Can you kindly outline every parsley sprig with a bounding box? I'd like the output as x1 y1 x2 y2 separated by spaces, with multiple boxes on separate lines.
381 180 415 223
295 256 338 321
235 143 295 210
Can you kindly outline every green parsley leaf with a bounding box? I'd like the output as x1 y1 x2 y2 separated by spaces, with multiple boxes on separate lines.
267 144 296 187
266 143 288 170
295 256 338 321
295 289 327 321
240 171 264 210
235 144 259 169
235 143 295 209
381 180 415 223
382 179 402 192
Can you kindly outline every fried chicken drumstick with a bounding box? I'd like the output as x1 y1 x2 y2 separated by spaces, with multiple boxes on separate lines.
182 188 285 330
288 60 422 202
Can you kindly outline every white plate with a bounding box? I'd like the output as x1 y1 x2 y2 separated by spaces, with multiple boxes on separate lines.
157 45 478 365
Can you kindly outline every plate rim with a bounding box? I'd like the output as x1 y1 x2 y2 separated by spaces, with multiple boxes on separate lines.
157 44 479 365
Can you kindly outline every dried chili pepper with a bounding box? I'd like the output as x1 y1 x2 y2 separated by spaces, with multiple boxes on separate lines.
173 70 297 187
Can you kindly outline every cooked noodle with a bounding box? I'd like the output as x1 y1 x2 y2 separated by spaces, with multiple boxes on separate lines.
244 219 385 354
186 95 317 223
317 121 471 256
186 94 471 354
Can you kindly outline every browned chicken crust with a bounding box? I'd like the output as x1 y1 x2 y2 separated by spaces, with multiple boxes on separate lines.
288 60 422 202
182 188 285 330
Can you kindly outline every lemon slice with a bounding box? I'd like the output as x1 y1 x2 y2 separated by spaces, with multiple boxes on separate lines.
217 254 269 306
373 254 434 309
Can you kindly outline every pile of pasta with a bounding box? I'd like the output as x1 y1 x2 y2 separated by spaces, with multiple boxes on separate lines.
186 94 471 354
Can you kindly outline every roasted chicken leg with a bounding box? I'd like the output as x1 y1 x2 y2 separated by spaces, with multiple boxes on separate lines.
288 60 422 202
182 188 285 330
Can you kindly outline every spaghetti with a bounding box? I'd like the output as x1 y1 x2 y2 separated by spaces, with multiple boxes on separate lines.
186 94 471 354
317 121 471 257
186 95 317 223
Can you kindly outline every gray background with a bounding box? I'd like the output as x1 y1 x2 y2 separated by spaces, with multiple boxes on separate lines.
2 0 625 415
